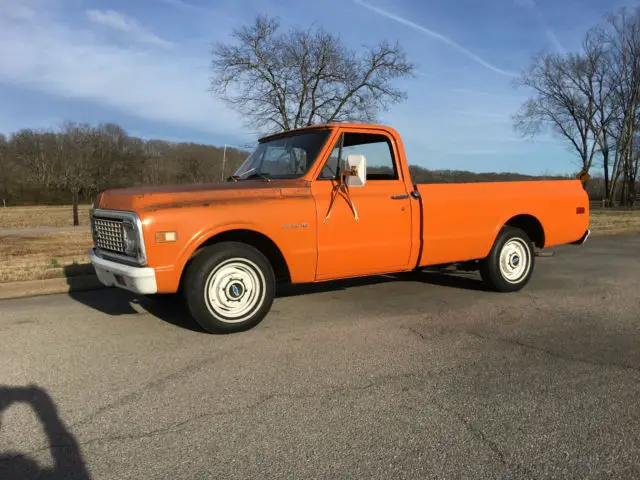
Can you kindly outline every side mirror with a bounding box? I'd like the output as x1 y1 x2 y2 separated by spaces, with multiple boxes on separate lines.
340 153 367 188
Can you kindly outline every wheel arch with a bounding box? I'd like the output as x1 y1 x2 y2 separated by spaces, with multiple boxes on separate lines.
179 229 291 292
502 214 546 249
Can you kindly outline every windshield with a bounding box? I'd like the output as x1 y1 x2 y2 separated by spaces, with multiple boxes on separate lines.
233 129 331 180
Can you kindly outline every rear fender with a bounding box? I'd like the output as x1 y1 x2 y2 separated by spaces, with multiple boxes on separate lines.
491 212 545 250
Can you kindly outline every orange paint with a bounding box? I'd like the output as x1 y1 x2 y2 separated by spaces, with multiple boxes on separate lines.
94 123 590 294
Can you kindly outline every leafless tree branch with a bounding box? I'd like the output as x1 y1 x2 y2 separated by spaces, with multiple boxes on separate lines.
210 15 415 134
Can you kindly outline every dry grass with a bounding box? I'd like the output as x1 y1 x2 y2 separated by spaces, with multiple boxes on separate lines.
0 208 638 284
589 209 640 236
0 204 93 229
0 232 93 283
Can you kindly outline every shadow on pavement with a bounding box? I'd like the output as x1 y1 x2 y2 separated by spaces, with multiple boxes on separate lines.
62 264 207 332
64 266 488 332
277 268 489 298
66 288 207 333
0 384 91 480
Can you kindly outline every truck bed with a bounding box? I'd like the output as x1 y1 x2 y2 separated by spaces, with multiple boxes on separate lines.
414 179 590 267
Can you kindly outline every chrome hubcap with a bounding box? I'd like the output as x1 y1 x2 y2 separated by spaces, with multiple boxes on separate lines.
499 238 530 283
204 258 266 323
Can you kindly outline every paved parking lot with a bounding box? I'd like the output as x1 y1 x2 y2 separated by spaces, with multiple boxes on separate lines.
1 235 639 479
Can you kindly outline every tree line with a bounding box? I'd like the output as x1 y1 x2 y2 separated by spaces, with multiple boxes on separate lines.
0 120 576 210
514 5 640 207
0 122 249 222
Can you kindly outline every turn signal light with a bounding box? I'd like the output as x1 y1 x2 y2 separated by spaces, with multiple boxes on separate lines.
155 231 178 243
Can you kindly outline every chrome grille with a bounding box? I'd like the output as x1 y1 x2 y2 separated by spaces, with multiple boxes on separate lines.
92 217 125 253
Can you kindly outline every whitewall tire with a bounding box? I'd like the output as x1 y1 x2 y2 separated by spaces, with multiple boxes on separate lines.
184 242 275 333
480 226 535 292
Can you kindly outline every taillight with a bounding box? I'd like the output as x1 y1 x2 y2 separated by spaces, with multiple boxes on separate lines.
576 207 585 214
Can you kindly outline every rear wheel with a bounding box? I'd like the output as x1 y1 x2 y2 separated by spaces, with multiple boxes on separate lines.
480 226 534 292
183 242 276 333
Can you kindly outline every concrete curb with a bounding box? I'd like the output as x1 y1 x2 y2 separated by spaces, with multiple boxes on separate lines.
0 275 106 301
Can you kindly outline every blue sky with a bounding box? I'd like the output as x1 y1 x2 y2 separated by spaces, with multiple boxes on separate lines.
0 0 631 175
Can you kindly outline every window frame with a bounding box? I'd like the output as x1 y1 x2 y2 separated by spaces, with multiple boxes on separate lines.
314 130 401 182
234 128 333 180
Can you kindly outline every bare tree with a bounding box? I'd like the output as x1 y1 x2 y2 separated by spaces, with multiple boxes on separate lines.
0 134 10 207
513 52 601 178
599 7 640 205
55 122 97 226
580 27 621 204
210 15 415 134
142 139 173 185
515 6 640 205
9 129 58 198
89 123 131 197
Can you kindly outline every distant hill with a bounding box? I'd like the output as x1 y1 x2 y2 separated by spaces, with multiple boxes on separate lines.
407 165 570 184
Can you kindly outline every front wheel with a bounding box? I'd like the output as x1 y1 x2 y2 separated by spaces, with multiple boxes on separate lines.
479 226 535 292
183 242 276 333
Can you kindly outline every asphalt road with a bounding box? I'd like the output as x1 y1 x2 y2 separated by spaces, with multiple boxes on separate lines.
1 235 639 479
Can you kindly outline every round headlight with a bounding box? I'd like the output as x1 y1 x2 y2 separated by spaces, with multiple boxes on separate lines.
122 221 137 256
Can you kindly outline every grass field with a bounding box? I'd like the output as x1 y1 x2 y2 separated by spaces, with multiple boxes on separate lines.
589 208 640 236
0 205 639 284
0 204 93 229
0 232 93 283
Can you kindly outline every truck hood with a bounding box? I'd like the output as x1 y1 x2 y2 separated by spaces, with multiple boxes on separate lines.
96 179 312 213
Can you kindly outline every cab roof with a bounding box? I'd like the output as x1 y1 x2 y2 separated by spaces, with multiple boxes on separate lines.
258 122 396 143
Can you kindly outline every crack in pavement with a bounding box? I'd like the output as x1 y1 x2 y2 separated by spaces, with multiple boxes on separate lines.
10 329 592 469
8 369 471 460
407 324 640 374
2 370 520 476
429 399 507 468
2 371 421 460
1 364 536 476
407 326 427 340
465 331 640 374
0 353 228 461
70 353 228 431
2 413 213 460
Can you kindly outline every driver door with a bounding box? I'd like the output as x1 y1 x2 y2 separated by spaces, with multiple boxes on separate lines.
311 130 414 281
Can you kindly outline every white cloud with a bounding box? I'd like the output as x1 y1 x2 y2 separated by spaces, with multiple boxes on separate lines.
159 0 204 13
0 2 36 20
86 9 171 47
157 0 238 25
352 0 517 77
514 0 565 54
514 0 535 8
0 2 247 140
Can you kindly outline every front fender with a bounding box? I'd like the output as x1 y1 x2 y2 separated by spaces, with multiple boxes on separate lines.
176 221 276 272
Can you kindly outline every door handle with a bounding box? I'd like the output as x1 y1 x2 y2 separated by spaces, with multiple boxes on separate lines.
391 194 409 200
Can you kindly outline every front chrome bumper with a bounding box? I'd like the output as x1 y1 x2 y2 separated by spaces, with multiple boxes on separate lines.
88 248 157 294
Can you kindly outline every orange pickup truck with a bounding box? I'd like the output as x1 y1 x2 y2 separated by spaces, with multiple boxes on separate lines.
89 123 590 333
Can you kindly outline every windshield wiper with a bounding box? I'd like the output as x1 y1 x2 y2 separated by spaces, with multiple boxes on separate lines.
243 172 272 182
